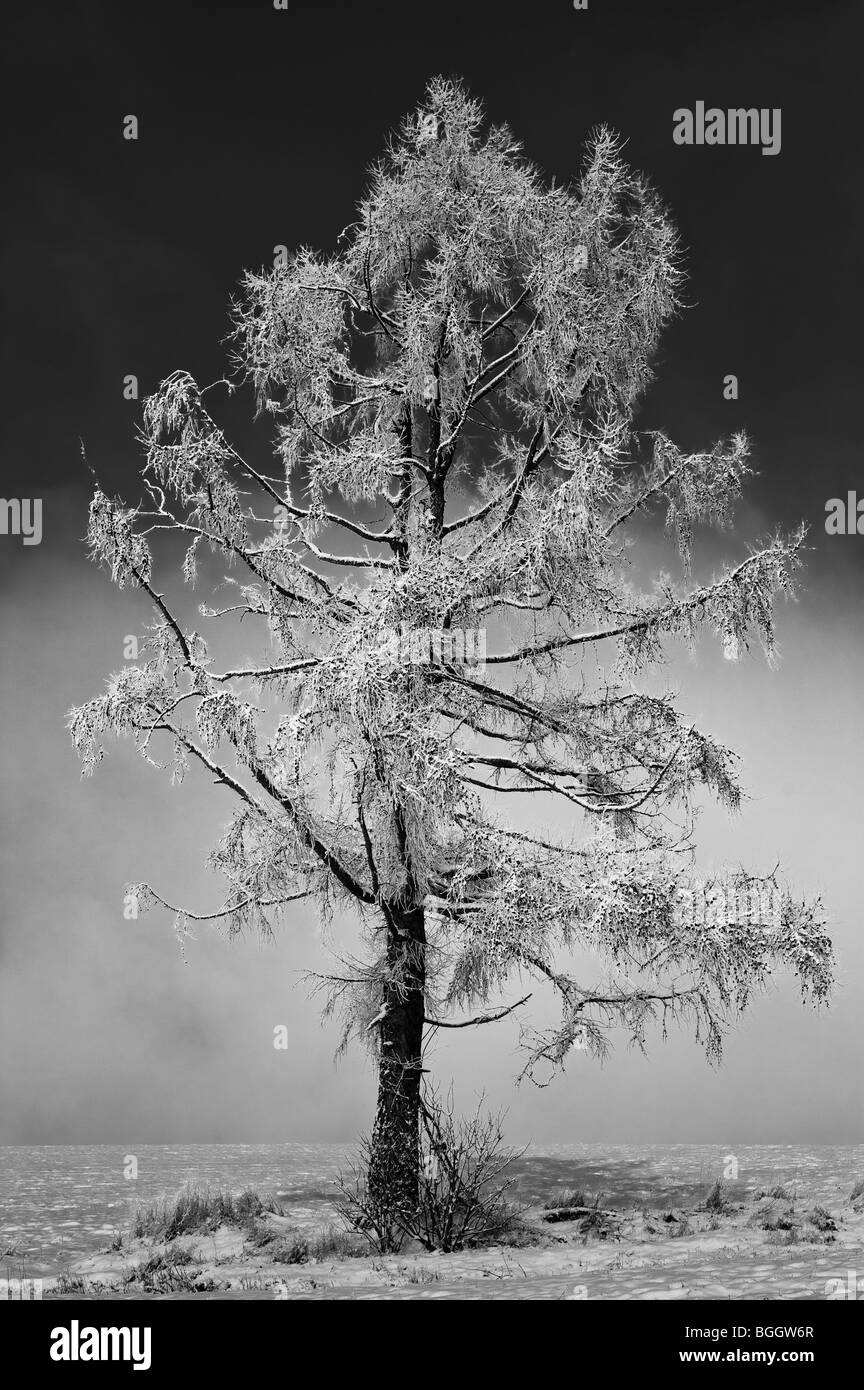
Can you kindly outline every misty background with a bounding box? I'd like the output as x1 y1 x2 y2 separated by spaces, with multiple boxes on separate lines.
1 0 861 1146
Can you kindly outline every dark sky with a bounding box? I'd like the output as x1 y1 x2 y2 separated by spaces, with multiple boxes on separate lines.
3 0 861 523
1 0 861 1145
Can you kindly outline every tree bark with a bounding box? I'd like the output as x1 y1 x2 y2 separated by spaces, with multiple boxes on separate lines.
367 903 426 1246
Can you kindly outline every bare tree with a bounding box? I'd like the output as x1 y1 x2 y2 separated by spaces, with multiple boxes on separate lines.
337 1084 523 1254
68 78 833 1236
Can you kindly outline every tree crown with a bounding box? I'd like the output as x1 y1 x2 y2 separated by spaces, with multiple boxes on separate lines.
69 78 832 1081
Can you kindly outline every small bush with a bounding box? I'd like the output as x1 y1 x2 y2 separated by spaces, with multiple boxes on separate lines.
807 1205 836 1233
705 1179 732 1214
309 1227 364 1261
542 1206 589 1224
544 1188 587 1210
767 1183 794 1200
412 1088 526 1252
121 1247 215 1293
850 1179 864 1202
761 1208 795 1232
495 1216 545 1249
336 1135 410 1255
764 1228 799 1247
338 1085 527 1254
54 1273 89 1295
668 1217 692 1239
270 1235 311 1265
131 1183 284 1240
248 1223 364 1263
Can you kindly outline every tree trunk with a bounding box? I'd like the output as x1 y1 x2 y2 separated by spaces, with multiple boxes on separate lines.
367 903 426 1247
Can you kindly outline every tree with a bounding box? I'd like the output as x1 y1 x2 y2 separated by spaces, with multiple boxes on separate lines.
69 78 833 1241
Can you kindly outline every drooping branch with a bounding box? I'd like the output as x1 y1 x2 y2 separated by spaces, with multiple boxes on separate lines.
424 994 532 1029
484 536 805 665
